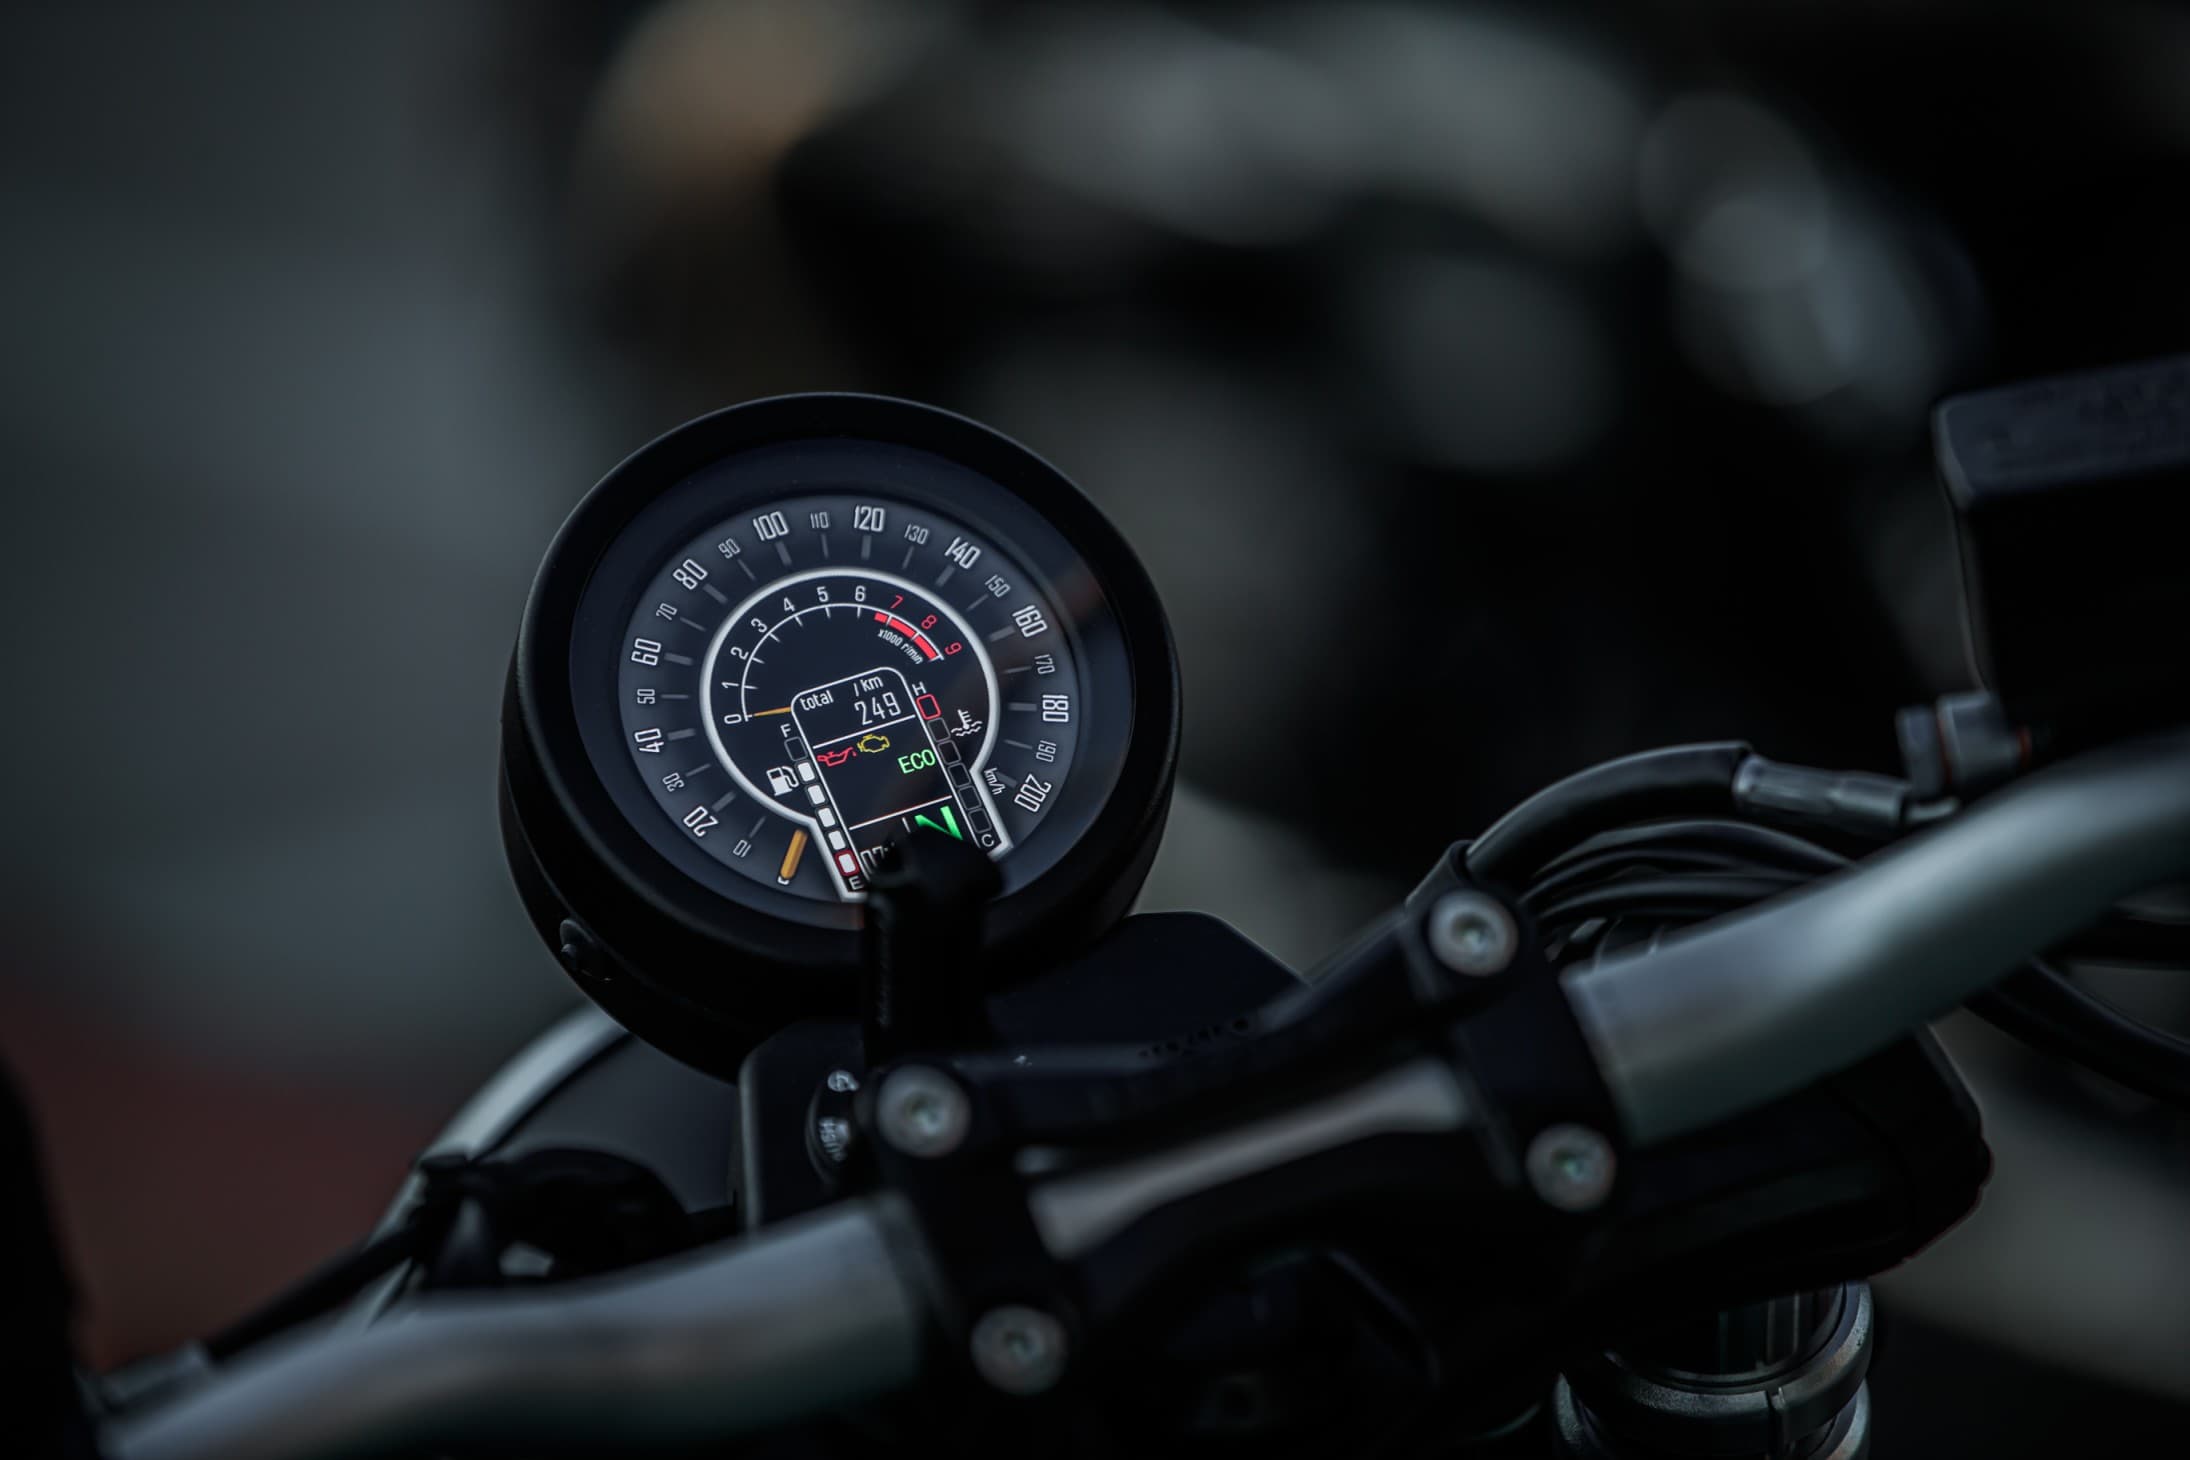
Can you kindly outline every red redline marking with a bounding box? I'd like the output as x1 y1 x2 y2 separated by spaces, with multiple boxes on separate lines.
877 613 942 660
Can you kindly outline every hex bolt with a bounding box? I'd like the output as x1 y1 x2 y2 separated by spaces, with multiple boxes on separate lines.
1428 891 1519 976
1526 1123 1617 1212
970 1305 1070 1394
876 1065 971 1158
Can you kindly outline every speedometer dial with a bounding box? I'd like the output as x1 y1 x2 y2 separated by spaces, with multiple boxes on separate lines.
501 395 1178 1069
615 495 1082 901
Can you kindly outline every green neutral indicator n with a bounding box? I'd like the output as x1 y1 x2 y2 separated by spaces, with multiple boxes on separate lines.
912 804 964 840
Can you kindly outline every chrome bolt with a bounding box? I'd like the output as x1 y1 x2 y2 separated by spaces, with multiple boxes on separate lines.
1526 1123 1616 1212
1428 892 1518 976
876 1065 970 1158
825 1069 860 1094
970 1305 1069 1394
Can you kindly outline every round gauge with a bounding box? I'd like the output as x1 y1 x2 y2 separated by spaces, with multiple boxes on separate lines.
502 395 1178 1069
614 493 1087 902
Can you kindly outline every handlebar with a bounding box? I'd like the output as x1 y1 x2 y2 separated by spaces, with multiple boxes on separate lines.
104 1199 932 1460
99 730 2190 1460
1565 728 2190 1144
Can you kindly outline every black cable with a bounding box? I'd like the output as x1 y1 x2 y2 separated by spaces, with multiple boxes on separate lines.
1526 820 1847 922
1527 825 1850 912
1468 743 1753 887
1525 847 1760 910
1537 818 1852 880
1534 873 1805 929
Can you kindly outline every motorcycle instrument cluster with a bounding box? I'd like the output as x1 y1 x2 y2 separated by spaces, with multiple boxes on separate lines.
501 396 1179 1065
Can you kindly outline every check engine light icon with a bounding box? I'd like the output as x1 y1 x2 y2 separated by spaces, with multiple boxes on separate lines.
815 734 890 770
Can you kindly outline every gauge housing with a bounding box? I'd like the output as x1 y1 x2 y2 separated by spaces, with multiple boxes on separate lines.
501 395 1180 1070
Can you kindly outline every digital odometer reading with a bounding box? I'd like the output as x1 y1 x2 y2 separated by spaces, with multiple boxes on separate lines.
615 493 1081 902
786 664 999 881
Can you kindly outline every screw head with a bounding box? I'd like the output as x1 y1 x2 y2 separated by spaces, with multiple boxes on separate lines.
812 1114 854 1164
970 1305 1069 1394
1427 892 1518 976
876 1065 970 1158
825 1069 860 1094
1526 1123 1616 1212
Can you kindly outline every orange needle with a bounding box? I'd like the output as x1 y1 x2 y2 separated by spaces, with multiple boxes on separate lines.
777 827 809 883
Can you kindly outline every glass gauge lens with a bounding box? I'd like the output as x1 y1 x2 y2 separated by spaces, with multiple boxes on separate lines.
613 493 1081 901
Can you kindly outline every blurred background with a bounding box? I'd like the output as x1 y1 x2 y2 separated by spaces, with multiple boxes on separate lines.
4 0 2189 1450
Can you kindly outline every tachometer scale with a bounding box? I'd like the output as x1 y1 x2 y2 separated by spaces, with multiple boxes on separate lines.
502 395 1178 1068
618 496 1082 901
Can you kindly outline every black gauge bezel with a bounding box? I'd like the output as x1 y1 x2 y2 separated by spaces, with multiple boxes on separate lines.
502 394 1180 1070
